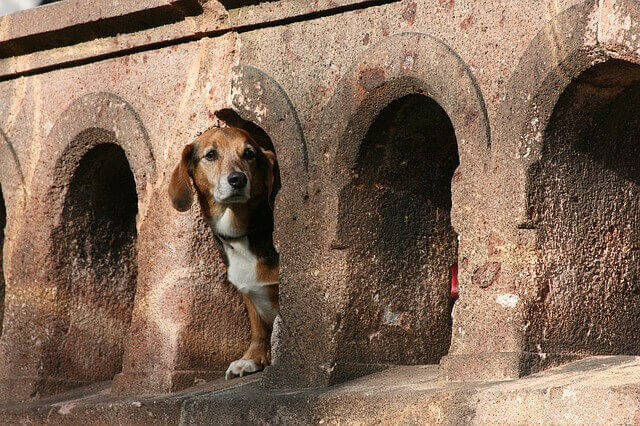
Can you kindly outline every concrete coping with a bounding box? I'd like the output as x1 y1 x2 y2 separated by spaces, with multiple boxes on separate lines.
0 0 199 44
0 0 392 81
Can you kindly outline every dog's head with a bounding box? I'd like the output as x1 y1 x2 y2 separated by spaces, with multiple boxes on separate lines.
168 126 278 215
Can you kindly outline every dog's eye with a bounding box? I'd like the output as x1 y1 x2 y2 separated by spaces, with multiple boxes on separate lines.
205 150 217 161
243 148 256 160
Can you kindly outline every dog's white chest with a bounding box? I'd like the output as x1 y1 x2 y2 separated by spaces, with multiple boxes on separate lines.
214 208 239 237
222 238 259 293
222 238 278 323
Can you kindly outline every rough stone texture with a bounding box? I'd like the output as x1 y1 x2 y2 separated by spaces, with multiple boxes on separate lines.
331 93 458 379
2 356 640 424
52 139 138 386
527 59 640 358
0 0 638 422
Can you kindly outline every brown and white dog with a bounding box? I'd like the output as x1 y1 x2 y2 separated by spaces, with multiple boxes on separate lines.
168 126 279 379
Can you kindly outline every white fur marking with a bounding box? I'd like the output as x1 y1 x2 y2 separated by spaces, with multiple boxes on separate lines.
225 359 260 379
214 208 241 237
221 236 278 322
224 237 259 291
249 285 278 323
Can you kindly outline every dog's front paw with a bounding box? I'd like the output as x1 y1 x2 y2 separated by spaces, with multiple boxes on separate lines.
225 359 262 380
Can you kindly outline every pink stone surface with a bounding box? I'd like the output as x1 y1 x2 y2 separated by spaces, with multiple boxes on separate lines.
0 1 638 424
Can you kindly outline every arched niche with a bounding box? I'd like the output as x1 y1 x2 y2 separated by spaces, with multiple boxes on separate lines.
295 33 489 386
467 0 640 380
0 130 26 334
320 33 489 236
228 64 308 235
41 92 155 205
51 137 138 384
112 68 304 395
3 92 155 396
525 59 640 360
333 91 459 374
227 65 309 381
439 1 605 382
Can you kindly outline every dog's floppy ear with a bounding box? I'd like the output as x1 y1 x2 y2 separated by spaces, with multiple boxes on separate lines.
168 144 195 212
261 148 279 208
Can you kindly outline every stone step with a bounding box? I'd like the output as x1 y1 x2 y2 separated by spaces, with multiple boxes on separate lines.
1 355 639 424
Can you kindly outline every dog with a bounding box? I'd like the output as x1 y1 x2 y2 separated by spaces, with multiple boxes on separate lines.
168 126 279 379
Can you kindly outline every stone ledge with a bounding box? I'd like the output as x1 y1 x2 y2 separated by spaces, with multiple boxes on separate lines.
0 0 214 79
227 0 398 28
0 0 198 43
439 351 582 382
2 356 639 424
0 0 398 80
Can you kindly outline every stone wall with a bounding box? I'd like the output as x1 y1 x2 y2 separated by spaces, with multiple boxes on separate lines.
0 0 638 402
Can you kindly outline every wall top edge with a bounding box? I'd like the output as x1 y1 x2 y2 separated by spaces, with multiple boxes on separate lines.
0 0 391 82
0 0 200 44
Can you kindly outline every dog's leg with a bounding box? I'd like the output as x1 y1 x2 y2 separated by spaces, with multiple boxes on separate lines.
225 294 270 379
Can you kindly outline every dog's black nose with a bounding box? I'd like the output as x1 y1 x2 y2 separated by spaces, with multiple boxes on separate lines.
228 172 247 189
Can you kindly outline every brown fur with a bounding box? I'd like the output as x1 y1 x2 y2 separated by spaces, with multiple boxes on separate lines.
242 294 271 366
171 127 274 223
256 262 279 283
168 144 195 212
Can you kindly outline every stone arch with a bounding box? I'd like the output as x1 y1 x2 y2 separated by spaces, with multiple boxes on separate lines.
230 65 308 172
37 92 154 207
40 93 153 389
500 0 640 172
0 130 25 336
439 0 606 382
112 71 306 394
318 32 490 236
228 64 309 244
496 1 617 228
267 33 489 387
0 92 154 397
525 58 640 363
485 0 640 376
51 138 139 385
332 91 460 376
227 65 310 377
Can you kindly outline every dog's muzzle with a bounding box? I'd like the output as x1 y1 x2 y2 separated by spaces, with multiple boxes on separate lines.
215 172 250 203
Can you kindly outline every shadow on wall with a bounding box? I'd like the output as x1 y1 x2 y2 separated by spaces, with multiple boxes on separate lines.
527 59 640 361
334 94 459 378
50 130 138 386
0 191 4 335
218 0 280 9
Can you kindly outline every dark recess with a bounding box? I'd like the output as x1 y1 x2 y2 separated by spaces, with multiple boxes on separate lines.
51 135 138 386
334 94 459 379
527 59 640 358
218 0 281 9
0 191 5 336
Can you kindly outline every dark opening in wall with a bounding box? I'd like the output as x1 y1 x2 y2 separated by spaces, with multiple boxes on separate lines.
52 132 138 385
527 59 640 360
0 190 5 335
335 94 459 373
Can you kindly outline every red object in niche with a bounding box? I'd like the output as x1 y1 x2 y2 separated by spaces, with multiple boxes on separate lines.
451 263 459 300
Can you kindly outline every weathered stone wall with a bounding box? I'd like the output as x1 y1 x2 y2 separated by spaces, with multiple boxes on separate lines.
0 0 638 406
